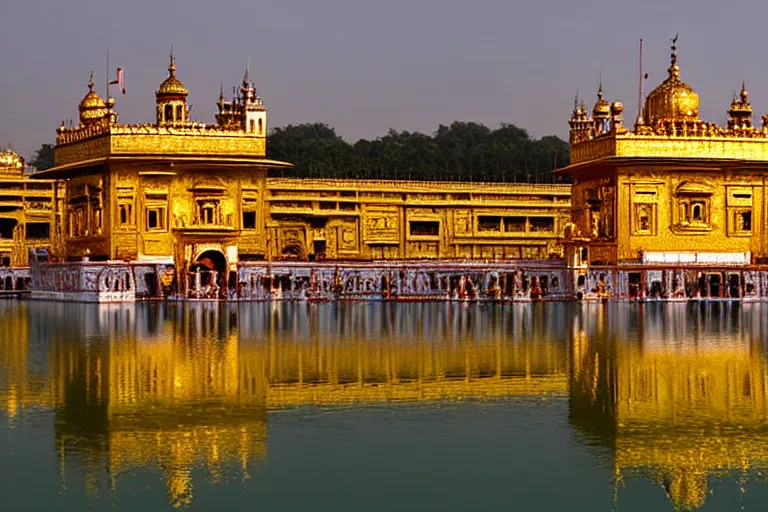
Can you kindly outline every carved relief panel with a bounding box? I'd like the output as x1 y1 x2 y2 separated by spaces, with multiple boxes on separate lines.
362 205 399 243
453 210 472 237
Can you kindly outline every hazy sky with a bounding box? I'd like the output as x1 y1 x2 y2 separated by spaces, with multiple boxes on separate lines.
2 0 767 159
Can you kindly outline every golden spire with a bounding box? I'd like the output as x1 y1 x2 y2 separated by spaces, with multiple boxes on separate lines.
78 71 108 125
727 79 753 129
156 50 188 97
592 82 611 118
643 35 700 124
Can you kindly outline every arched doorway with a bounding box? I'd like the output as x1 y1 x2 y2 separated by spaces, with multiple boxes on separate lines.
281 243 306 261
189 250 228 298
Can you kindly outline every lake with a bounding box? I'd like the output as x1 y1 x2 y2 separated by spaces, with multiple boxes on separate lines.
1 300 768 511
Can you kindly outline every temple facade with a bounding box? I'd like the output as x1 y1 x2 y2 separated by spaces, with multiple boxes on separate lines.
561 37 768 300
26 55 571 302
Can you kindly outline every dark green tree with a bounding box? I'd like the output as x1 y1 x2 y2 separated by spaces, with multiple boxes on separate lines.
29 143 55 171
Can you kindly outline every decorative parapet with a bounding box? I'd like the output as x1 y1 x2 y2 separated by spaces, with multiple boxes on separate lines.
570 130 768 166
53 121 267 167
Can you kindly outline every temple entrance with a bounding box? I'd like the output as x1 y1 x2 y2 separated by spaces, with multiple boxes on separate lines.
709 273 721 298
281 243 306 261
189 250 228 299
728 273 741 298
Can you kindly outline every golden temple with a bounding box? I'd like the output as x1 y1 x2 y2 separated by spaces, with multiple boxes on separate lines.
14 54 572 302
4 36 768 303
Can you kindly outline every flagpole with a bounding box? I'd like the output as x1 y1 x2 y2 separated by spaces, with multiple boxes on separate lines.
637 38 643 124
106 49 110 101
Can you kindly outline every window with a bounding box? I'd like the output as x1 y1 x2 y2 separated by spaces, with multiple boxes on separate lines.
478 216 501 232
529 217 554 232
504 217 526 232
632 189 658 236
727 187 753 236
176 105 183 122
243 211 256 229
146 207 166 230
199 201 217 224
692 201 704 222
674 182 713 231
409 221 439 237
258 118 263 134
117 196 134 227
26 222 50 240
249 119 255 133
145 193 168 231
164 104 173 123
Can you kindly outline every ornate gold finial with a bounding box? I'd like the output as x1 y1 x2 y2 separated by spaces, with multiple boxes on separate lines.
87 71 94 91
168 46 176 77
592 81 611 118
668 33 680 79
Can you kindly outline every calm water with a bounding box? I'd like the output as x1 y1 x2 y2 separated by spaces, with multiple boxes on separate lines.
2 301 768 511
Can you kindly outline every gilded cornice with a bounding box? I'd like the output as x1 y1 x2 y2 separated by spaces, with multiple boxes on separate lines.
568 131 768 168
267 178 572 195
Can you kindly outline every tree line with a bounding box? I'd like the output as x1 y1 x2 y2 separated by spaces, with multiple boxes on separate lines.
29 121 570 183
267 122 569 183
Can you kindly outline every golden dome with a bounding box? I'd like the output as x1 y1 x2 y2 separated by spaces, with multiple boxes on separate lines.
592 84 611 117
78 73 108 124
157 56 188 96
0 149 24 174
644 37 699 124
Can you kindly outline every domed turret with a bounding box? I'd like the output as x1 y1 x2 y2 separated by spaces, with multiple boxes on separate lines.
592 83 611 118
727 80 753 129
0 148 25 177
79 72 107 126
156 52 189 125
591 83 611 135
644 36 699 124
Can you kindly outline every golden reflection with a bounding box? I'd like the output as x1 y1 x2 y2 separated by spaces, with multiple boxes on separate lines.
0 301 569 508
570 303 768 511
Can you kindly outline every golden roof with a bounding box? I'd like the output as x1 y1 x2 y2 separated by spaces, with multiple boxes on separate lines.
0 148 24 174
157 56 188 96
592 84 610 117
78 73 107 124
644 37 699 124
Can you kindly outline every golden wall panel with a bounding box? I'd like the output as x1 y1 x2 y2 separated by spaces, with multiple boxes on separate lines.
407 241 439 258
110 133 265 158
54 136 110 166
361 205 399 243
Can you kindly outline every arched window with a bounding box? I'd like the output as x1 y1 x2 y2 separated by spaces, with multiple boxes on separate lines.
692 202 703 222
258 118 263 134
176 105 183 122
164 104 174 123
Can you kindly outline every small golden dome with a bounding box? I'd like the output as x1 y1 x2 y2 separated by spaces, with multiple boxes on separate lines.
79 73 108 124
592 84 611 117
0 149 25 175
644 36 699 124
157 56 188 96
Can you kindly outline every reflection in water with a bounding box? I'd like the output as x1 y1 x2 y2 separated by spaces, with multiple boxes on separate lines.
0 302 569 508
2 301 768 510
570 303 768 511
